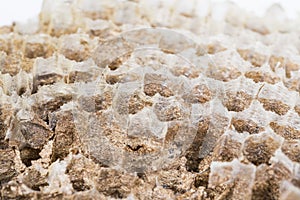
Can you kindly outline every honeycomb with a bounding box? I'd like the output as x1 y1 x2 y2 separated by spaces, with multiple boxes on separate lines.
0 0 300 199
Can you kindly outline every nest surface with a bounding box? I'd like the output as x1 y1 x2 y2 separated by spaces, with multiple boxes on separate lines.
0 0 300 199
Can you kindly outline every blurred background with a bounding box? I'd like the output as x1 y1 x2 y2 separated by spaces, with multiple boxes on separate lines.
0 0 299 26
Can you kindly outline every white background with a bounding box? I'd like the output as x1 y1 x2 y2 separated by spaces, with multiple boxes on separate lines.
0 0 299 26
0 1 43 26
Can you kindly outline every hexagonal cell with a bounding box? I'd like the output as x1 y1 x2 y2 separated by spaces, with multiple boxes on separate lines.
284 59 300 78
66 61 102 84
78 93 112 113
182 83 212 104
32 56 68 93
284 77 300 93
58 34 91 62
196 100 230 160
242 133 281 166
270 121 300 140
258 98 290 116
24 35 55 59
92 37 134 68
206 50 245 82
51 110 81 162
209 159 256 200
237 49 267 67
256 84 296 116
1 52 25 76
154 97 187 122
245 70 280 84
252 161 292 200
281 140 300 162
222 91 252 112
269 55 285 71
212 131 243 162
113 82 152 115
206 65 241 82
231 117 264 134
143 73 174 98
